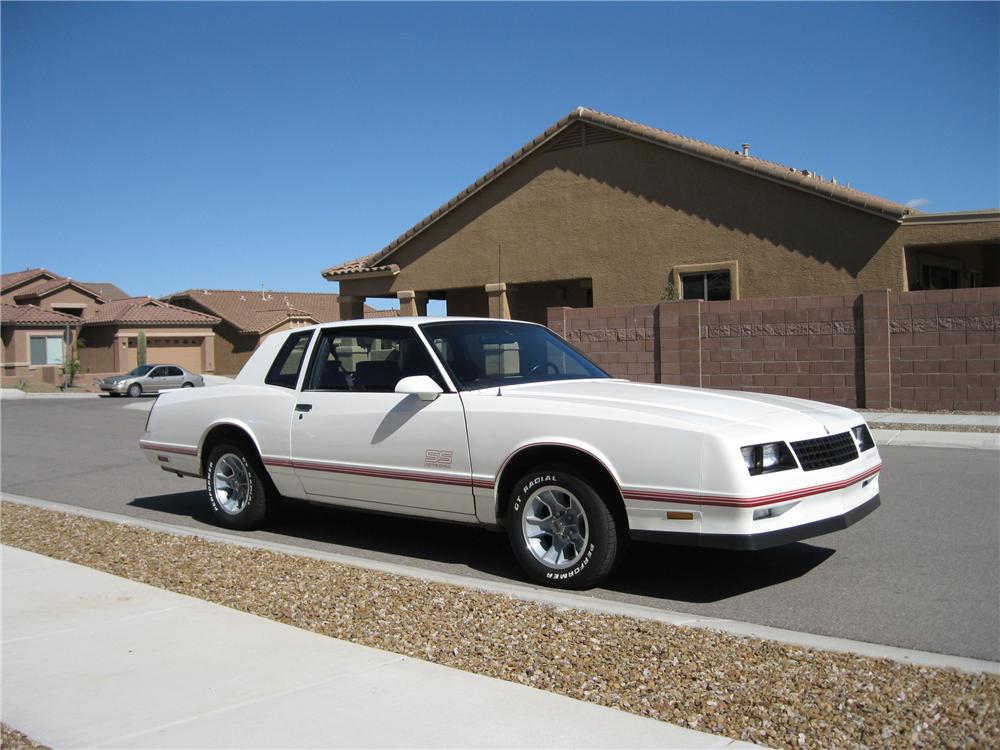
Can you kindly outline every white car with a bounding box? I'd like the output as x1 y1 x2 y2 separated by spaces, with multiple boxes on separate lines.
140 317 881 589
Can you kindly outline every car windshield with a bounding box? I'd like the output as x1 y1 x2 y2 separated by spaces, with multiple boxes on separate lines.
420 321 609 390
127 365 155 377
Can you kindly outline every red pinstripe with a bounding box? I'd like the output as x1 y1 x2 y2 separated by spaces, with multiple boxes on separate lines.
260 455 878 509
139 441 197 457
623 464 881 508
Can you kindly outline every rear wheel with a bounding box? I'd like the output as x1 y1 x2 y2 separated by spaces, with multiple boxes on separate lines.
182 382 194 388
506 465 626 589
206 442 269 530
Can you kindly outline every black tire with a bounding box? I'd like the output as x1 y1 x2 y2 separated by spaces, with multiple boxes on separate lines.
205 442 270 530
182 382 194 388
505 465 627 589
127 383 142 398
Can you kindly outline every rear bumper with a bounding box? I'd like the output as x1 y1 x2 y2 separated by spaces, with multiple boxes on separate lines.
631 493 880 550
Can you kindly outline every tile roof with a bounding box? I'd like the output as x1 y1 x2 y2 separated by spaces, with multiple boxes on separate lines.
13 278 107 302
164 290 347 334
1 303 83 327
79 281 130 301
0 268 61 293
323 107 913 279
84 297 221 326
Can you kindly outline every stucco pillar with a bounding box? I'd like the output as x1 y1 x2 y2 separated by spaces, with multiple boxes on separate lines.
338 295 366 321
485 283 510 320
201 333 215 374
397 290 427 317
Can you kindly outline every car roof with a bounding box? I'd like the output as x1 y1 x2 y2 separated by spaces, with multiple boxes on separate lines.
291 316 545 333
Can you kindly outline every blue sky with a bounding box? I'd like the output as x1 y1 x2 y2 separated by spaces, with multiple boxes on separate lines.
3 1 998 307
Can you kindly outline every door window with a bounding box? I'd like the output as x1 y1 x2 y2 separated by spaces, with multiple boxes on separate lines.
305 327 443 392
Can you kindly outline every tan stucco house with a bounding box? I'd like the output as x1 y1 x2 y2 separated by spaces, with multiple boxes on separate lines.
77 297 220 375
324 108 999 323
2 269 218 377
164 289 396 375
1 303 81 385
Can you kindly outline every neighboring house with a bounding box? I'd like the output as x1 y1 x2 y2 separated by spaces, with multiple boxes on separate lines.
77 297 220 375
1 303 81 385
324 107 999 323
164 289 394 375
0 268 130 317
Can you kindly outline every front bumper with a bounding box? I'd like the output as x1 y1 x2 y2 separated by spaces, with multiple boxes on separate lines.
631 493 880 550
99 381 128 393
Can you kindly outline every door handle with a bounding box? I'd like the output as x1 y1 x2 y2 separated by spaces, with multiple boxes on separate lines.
295 403 313 412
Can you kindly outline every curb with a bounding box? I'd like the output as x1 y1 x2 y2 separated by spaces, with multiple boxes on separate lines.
3 492 996 677
873 429 1000 451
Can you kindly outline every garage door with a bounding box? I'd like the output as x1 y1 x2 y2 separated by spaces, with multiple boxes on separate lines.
146 338 204 373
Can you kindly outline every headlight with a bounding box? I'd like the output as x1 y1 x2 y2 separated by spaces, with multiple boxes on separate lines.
851 424 875 452
740 442 797 476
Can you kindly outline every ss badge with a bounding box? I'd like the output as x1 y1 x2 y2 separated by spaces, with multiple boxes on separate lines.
424 449 454 468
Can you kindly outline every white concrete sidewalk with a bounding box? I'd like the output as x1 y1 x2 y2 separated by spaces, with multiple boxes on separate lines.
2 546 759 749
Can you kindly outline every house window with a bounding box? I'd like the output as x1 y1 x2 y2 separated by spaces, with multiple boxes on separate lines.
52 306 83 318
681 270 731 301
30 336 64 366
920 263 961 290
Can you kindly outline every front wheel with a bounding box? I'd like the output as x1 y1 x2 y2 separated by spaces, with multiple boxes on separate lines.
206 443 269 530
127 383 142 398
506 466 627 589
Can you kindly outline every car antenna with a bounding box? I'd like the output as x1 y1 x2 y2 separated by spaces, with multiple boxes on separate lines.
496 241 503 397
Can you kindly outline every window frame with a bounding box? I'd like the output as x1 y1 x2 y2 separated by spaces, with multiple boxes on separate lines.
265 329 315 390
29 335 65 366
670 260 739 301
302 325 452 394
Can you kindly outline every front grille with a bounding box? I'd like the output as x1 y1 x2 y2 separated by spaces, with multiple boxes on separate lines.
790 432 859 471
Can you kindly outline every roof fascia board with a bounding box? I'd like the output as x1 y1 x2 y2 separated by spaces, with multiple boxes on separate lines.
322 265 401 281
900 210 1000 226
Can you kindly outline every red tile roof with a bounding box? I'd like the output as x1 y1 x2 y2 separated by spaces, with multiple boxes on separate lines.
323 107 912 279
164 289 342 334
13 278 107 302
1 303 83 327
0 268 61 293
84 297 221 326
164 289 398 334
79 281 130 301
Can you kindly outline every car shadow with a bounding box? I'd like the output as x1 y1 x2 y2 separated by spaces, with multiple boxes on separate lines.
609 540 836 603
129 492 835 603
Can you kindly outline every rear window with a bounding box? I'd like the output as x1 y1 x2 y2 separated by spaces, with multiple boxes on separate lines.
265 330 314 389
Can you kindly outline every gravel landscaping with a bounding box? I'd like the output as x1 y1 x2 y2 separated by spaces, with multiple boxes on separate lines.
1 724 50 750
3 501 998 749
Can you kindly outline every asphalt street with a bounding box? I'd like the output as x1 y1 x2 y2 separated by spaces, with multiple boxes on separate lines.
2 396 997 660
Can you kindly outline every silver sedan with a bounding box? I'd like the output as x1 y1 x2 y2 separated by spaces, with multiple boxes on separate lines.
99 364 204 397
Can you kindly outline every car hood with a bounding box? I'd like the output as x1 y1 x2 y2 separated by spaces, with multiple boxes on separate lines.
479 379 861 432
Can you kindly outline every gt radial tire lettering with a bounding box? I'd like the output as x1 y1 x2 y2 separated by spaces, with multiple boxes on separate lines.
514 475 559 513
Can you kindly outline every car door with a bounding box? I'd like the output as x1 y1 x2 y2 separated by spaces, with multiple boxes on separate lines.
144 366 166 393
162 366 185 390
289 325 474 516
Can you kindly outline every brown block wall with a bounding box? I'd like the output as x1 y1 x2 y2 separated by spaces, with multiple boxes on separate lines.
889 288 1000 412
550 287 1000 412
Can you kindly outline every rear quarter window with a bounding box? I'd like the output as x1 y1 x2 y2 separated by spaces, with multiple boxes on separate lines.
265 330 314 389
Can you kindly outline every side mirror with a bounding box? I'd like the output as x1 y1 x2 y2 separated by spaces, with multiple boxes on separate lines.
395 375 443 402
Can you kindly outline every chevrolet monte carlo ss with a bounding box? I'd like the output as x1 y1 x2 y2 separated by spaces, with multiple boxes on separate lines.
140 317 881 588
